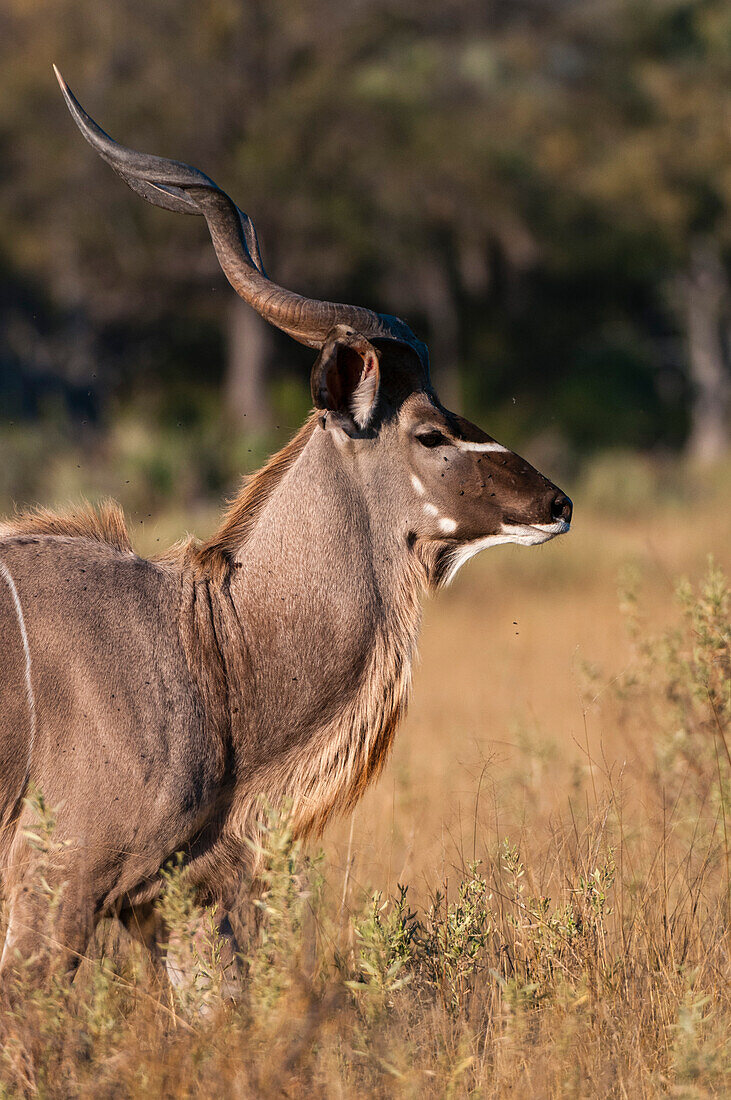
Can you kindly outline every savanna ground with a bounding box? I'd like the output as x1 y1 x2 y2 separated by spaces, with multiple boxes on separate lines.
0 436 729 1098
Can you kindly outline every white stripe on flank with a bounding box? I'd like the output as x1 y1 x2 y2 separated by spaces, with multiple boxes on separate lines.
454 440 508 453
0 915 15 968
0 557 36 803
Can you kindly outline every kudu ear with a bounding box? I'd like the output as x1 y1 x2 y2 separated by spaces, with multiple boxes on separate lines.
310 325 381 429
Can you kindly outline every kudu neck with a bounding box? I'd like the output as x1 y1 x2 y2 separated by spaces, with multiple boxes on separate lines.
229 425 421 660
206 425 422 837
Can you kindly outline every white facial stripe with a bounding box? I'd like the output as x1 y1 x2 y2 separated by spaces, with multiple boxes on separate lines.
424 502 439 517
438 517 457 535
411 474 425 496
454 440 509 453
443 520 570 585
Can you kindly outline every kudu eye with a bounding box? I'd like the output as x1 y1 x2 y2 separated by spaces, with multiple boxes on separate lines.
416 429 450 449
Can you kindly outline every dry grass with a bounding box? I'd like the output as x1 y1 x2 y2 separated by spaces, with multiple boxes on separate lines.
0 454 729 1098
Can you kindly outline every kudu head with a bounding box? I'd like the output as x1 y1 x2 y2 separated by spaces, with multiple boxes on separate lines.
56 68 571 587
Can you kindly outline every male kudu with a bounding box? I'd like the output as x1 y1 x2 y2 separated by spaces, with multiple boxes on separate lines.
0 71 571 988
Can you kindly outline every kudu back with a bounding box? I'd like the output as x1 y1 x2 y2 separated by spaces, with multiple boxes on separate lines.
0 72 572 985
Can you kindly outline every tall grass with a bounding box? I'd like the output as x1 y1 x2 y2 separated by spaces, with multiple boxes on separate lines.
0 560 728 1097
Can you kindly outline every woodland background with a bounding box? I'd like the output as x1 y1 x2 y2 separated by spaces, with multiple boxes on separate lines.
2 0 731 487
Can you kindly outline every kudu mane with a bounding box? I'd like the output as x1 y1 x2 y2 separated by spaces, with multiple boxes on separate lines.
0 416 319 578
193 413 319 581
0 500 133 553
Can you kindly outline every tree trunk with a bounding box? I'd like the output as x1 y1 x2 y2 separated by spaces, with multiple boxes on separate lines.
683 238 730 464
224 297 272 431
418 263 462 412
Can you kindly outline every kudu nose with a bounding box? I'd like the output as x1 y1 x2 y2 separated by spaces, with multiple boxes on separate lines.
550 492 573 524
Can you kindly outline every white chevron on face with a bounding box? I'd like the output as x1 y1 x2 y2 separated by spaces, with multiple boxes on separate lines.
453 440 509 453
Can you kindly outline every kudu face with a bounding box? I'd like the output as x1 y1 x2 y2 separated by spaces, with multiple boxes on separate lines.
398 393 571 549
309 328 572 585
55 70 572 584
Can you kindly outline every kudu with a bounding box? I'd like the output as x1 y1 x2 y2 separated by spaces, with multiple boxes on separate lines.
0 71 572 989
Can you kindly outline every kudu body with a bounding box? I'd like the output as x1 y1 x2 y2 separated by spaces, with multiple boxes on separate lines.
0 74 572 987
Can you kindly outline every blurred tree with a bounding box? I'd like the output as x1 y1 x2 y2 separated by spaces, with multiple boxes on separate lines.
0 0 538 424
511 0 731 460
0 0 270 424
0 0 728 458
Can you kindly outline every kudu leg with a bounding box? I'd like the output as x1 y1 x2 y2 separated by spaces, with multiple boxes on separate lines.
163 909 242 1005
117 900 165 978
0 881 95 999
